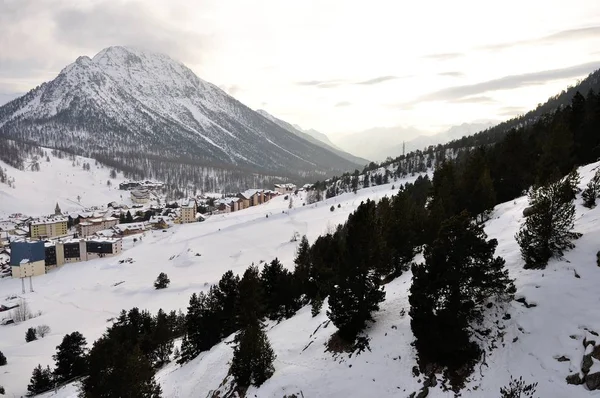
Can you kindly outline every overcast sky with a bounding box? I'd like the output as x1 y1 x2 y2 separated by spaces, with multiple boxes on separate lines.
1 0 600 136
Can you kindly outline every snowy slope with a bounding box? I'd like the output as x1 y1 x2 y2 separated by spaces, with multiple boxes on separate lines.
0 148 127 218
0 47 361 180
1 163 600 397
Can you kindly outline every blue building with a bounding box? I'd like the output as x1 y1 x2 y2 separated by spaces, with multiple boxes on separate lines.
10 241 46 278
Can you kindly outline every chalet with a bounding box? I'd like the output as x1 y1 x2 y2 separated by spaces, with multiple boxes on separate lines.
113 222 146 236
274 183 297 194
10 241 46 278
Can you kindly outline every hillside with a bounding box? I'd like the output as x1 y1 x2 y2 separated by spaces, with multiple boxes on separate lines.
0 46 362 186
0 146 128 218
256 109 368 166
0 162 598 397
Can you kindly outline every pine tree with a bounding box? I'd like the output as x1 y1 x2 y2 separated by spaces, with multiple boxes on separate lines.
0 350 6 366
261 258 299 321
293 235 311 304
53 331 88 384
409 211 515 386
81 338 162 398
25 327 37 342
152 309 174 366
327 201 386 342
582 169 600 208
126 211 134 223
27 365 53 396
516 172 581 269
215 270 240 338
230 266 275 388
154 272 170 289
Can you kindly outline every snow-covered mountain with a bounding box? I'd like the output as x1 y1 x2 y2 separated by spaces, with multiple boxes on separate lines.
0 46 361 181
256 109 368 167
293 124 341 150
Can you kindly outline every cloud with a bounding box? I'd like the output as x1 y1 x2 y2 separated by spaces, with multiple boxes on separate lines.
411 61 600 104
422 53 463 61
296 80 344 89
335 101 351 107
454 96 497 104
220 84 241 96
498 106 527 117
481 26 600 51
356 75 399 85
438 71 464 77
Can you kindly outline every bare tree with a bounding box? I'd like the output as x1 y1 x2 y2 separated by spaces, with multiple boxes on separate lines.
12 299 31 323
36 325 51 338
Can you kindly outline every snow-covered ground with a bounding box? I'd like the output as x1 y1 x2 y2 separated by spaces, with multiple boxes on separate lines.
1 163 600 397
0 150 127 218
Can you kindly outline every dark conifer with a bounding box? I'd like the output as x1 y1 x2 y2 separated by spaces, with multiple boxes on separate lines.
154 272 170 289
27 365 53 396
25 327 37 342
53 331 88 384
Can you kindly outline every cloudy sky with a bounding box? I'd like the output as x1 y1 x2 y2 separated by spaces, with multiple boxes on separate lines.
1 0 600 137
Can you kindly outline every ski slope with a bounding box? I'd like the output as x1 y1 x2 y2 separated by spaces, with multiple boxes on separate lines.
0 149 127 218
1 163 599 397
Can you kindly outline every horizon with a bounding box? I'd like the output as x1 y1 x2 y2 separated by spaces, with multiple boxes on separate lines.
1 0 599 140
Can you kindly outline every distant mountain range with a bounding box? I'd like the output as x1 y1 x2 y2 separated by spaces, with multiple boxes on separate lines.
0 46 363 186
256 109 368 166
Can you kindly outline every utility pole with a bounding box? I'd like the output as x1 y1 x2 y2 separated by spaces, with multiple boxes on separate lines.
29 276 34 292
21 277 25 294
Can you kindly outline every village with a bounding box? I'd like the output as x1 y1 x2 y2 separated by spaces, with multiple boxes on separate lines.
0 181 302 282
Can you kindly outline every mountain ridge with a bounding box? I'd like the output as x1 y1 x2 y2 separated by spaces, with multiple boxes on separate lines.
0 46 362 186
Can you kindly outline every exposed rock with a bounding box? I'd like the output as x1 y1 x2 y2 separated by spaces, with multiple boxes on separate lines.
566 373 583 385
412 366 420 377
592 345 600 361
416 386 429 398
555 355 570 362
523 206 535 217
597 251 600 267
582 353 593 374
586 371 600 390
408 393 416 398
423 375 437 388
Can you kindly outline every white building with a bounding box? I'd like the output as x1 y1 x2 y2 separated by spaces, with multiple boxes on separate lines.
78 217 119 237
131 189 150 204
274 183 297 194
181 199 197 223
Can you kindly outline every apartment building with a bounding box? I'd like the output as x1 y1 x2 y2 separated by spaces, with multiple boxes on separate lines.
30 217 68 239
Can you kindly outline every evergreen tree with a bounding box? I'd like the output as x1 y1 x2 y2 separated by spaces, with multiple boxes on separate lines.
25 327 37 342
152 309 174 366
293 236 311 304
0 350 5 366
81 338 162 398
582 169 600 208
27 365 53 396
154 272 170 289
236 266 264 329
409 212 515 386
53 331 88 384
327 201 386 342
516 172 581 269
126 211 134 223
214 270 240 338
261 258 299 321
230 323 276 388
0 385 4 395
230 267 275 388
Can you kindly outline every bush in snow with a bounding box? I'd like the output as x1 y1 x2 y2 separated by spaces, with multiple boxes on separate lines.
25 327 37 342
499 376 538 397
36 325 51 338
0 350 6 366
0 385 4 395
516 172 581 269
582 168 600 208
12 299 33 322
154 272 170 289
597 251 600 267
330 205 335 212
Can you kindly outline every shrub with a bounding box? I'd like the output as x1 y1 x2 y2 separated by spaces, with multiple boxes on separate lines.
499 376 538 397
154 272 170 289
0 350 6 366
330 206 335 212
36 325 51 338
25 327 37 342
